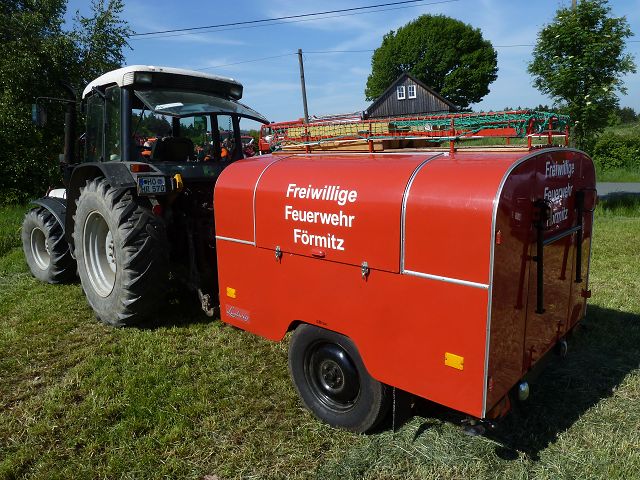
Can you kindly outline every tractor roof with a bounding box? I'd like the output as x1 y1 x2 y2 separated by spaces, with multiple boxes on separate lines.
82 65 241 99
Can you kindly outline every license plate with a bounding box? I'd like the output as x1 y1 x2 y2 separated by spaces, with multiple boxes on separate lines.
137 176 166 194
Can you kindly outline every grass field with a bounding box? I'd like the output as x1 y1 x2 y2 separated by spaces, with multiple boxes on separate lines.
0 200 639 480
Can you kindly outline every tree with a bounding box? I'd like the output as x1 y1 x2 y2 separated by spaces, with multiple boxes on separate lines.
0 0 130 204
616 106 637 124
365 15 498 109
528 0 636 149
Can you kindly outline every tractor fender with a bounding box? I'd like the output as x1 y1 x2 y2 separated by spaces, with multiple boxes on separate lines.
31 196 67 234
64 162 137 244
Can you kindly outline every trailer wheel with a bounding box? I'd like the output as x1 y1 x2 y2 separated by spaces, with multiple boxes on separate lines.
22 207 76 283
288 324 390 433
73 178 169 326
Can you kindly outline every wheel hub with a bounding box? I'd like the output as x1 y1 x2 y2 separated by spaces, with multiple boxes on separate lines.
320 360 344 390
83 211 116 297
30 227 50 270
306 342 360 412
105 230 116 273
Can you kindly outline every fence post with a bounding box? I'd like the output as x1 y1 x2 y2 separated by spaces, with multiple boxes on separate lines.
449 118 455 155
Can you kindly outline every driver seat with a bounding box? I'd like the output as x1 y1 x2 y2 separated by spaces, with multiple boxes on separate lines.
151 137 194 162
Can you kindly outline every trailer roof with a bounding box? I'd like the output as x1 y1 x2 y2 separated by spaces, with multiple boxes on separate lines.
82 65 240 99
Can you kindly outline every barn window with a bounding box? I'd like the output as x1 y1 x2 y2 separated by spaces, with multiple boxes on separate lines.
408 84 416 99
396 86 406 100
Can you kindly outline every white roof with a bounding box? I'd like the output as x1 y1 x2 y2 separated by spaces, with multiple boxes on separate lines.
82 65 239 98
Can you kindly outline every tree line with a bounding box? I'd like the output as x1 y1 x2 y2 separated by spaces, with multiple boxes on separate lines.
0 0 636 205
0 0 130 204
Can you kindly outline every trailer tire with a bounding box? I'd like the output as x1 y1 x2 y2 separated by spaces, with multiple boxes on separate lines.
73 178 169 326
288 324 390 433
22 207 76 283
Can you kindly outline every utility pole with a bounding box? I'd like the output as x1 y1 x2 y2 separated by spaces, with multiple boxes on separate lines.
572 0 577 9
297 48 309 124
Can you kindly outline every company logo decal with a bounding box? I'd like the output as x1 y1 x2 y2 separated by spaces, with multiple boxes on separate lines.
225 305 250 323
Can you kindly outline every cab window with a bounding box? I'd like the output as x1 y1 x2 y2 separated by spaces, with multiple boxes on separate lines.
85 94 104 162
104 86 121 161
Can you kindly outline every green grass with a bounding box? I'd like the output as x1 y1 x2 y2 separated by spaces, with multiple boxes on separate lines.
596 168 640 183
596 121 640 182
0 205 26 257
0 203 639 479
596 194 640 218
604 121 640 139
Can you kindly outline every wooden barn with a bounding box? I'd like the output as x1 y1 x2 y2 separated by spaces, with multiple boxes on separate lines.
364 73 457 119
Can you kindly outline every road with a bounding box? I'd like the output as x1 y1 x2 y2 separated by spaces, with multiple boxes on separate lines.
596 182 640 197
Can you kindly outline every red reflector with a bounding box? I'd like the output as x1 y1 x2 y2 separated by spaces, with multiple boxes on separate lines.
152 204 163 217
130 163 152 173
495 230 502 245
581 289 592 299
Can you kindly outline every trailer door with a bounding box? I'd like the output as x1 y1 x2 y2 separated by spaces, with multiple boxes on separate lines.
522 151 588 368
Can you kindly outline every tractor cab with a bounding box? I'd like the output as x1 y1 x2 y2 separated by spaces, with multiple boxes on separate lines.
81 65 268 176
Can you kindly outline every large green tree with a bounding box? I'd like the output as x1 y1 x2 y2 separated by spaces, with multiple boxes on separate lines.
0 0 130 204
365 15 498 108
528 0 635 149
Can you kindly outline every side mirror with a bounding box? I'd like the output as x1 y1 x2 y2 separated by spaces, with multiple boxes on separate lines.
32 103 47 127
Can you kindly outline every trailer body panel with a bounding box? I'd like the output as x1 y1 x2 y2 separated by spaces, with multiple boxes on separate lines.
215 148 596 419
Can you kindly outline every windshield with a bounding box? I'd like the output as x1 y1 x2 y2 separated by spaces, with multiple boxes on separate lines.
134 89 267 123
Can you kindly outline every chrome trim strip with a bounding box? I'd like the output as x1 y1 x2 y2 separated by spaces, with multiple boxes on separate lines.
215 235 255 246
400 153 443 272
252 157 287 244
403 269 489 290
482 147 583 417
583 205 596 318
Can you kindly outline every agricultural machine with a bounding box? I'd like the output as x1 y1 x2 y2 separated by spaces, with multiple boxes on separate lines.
24 67 597 433
23 65 268 326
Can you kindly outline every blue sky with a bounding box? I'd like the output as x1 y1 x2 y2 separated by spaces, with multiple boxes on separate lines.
65 0 640 124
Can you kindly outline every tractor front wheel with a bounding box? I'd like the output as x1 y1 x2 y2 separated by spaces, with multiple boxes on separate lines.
22 207 76 283
73 178 169 326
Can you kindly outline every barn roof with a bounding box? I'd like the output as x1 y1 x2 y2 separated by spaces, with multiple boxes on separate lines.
366 72 458 114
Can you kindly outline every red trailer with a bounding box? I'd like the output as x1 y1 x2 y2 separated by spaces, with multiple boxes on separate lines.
213 147 596 432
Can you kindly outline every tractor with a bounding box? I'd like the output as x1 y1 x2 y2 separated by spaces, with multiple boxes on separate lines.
23 65 268 326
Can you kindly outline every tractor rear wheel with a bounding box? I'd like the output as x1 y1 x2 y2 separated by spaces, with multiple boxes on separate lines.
288 324 390 433
73 178 169 326
22 207 76 283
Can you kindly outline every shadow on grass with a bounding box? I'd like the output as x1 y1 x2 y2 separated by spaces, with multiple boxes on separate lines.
140 285 218 329
597 192 640 216
393 305 640 460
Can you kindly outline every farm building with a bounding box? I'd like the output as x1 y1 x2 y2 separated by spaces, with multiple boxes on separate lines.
364 72 457 118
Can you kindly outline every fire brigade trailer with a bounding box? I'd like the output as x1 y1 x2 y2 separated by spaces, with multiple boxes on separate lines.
214 147 596 432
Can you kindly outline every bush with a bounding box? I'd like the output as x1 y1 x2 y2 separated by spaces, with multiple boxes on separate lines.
591 134 640 171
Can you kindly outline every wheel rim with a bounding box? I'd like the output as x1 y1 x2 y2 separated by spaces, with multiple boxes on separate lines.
304 342 360 412
83 211 116 297
30 227 50 270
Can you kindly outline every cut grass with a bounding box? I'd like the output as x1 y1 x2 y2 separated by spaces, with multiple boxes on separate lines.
0 205 26 257
596 193 640 218
0 204 638 479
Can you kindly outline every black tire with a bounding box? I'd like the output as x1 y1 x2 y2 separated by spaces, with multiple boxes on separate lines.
21 207 76 283
73 178 169 326
288 324 390 433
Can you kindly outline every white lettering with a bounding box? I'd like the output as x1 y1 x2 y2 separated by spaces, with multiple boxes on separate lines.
284 183 358 206
544 184 573 202
293 228 346 251
284 205 355 227
545 160 575 179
